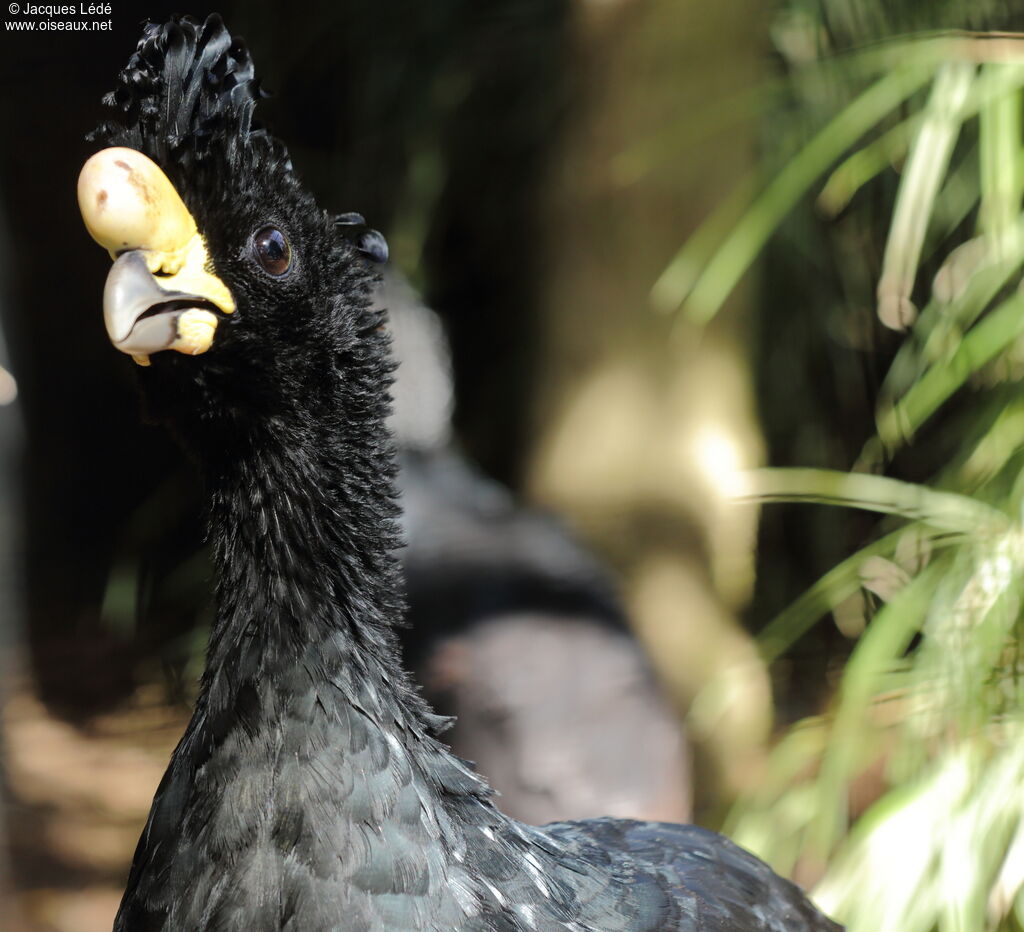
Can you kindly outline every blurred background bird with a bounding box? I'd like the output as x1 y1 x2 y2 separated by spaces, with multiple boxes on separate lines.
385 272 691 824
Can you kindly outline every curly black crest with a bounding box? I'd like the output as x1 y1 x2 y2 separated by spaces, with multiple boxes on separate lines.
93 13 386 266
92 14 290 177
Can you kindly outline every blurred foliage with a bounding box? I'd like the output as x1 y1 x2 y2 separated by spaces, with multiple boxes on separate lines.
659 3 1024 929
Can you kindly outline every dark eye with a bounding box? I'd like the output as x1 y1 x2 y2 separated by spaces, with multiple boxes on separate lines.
253 226 291 277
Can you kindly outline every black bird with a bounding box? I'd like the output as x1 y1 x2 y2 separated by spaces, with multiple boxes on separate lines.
386 274 691 825
78 16 841 931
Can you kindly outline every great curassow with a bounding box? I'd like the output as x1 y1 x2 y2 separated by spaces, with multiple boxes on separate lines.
386 274 690 825
78 15 842 931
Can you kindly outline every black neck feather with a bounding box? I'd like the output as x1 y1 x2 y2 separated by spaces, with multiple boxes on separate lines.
190 321 436 735
116 317 506 929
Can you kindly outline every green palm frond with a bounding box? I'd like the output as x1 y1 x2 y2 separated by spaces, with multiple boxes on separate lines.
673 13 1024 931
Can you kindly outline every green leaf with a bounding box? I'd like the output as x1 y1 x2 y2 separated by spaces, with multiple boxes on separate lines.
876 61 976 331
651 64 934 322
740 467 1010 533
875 291 1024 453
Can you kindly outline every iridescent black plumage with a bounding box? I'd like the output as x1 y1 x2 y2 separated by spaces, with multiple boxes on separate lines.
94 16 841 931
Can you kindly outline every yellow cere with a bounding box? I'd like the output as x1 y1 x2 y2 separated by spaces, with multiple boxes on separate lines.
78 146 237 364
78 147 235 318
172 309 220 356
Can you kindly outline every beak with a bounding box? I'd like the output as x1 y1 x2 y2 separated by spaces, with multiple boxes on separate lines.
77 147 235 366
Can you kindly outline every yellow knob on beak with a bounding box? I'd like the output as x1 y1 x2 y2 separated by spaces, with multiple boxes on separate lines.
78 147 235 363
78 146 198 263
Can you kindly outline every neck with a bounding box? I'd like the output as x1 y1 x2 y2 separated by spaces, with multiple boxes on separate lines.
204 418 404 679
193 330 438 737
118 332 576 931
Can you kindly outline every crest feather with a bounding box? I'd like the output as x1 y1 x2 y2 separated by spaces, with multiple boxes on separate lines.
91 14 292 176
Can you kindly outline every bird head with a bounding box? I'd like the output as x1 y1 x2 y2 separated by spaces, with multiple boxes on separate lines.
78 15 388 435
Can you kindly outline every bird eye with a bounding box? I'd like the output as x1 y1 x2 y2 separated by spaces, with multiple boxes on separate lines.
253 226 291 277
